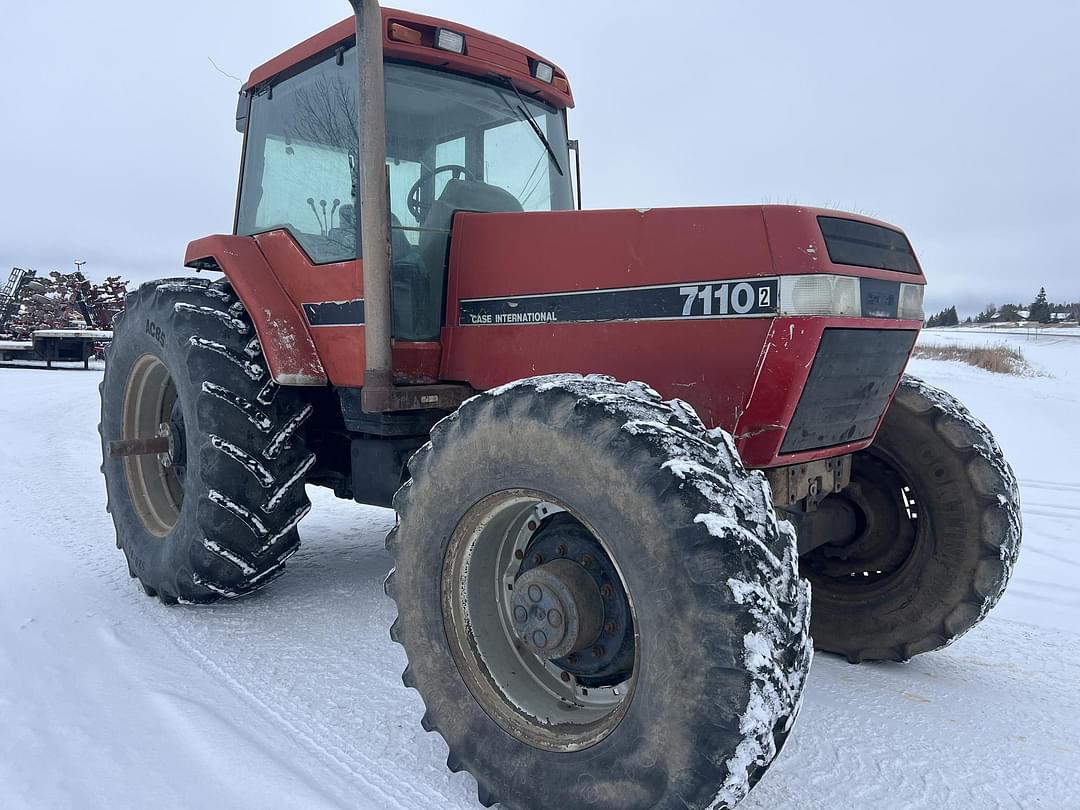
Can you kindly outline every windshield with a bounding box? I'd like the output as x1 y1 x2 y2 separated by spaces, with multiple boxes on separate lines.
236 50 574 267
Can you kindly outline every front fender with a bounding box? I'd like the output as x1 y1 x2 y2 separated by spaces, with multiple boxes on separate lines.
184 235 327 386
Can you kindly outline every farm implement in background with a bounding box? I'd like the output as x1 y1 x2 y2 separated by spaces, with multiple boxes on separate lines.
0 267 127 369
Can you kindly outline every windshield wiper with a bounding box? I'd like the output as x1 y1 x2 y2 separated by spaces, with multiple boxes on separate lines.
497 80 565 177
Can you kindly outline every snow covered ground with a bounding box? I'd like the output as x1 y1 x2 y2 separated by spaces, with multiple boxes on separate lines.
2 339 1079 809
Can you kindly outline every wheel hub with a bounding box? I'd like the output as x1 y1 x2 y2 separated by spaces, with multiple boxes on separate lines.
163 400 187 482
807 452 918 582
512 560 603 660
516 513 635 685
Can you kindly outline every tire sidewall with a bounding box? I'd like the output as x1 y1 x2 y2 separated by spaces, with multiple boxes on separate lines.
101 295 206 595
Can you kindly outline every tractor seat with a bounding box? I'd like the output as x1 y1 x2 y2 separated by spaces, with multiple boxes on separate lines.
418 179 523 324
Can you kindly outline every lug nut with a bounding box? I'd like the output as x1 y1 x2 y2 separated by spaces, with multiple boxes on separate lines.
528 584 543 603
560 671 571 683
514 605 529 624
591 645 605 658
605 620 617 634
581 555 593 569
533 553 544 565
514 549 524 560
556 544 567 556
601 584 614 599
527 521 537 531
548 609 564 628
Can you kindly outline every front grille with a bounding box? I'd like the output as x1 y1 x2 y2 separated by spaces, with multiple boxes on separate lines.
780 328 917 454
818 216 920 274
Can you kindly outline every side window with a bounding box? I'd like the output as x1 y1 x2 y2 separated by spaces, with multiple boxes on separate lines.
253 136 355 262
237 51 360 264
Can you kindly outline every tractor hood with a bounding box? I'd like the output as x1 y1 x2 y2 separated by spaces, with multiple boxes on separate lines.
447 205 924 320
441 205 925 467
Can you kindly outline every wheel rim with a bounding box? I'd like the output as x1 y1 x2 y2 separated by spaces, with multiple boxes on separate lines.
121 354 185 537
441 490 638 752
803 448 924 590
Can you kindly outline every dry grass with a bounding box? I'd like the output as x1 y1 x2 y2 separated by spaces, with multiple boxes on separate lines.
913 341 1033 376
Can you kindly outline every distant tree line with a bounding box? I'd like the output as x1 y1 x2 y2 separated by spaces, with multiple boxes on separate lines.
926 306 959 327
927 287 1079 327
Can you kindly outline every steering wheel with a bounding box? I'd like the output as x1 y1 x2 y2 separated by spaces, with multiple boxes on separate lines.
407 164 476 222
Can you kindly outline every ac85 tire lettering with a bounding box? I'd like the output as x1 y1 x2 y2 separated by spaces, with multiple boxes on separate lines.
144 318 166 347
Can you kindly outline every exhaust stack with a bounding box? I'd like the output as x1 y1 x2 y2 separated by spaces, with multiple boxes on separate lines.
346 0 475 413
348 0 394 412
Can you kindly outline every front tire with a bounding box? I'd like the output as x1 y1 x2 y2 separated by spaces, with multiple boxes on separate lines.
386 375 812 810
803 374 1022 662
100 278 314 603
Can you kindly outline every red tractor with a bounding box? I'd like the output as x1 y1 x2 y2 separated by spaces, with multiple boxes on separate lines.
99 3 1021 808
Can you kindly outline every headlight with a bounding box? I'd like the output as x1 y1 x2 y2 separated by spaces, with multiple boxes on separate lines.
531 60 555 84
779 275 861 317
898 283 925 321
778 275 926 319
435 28 466 54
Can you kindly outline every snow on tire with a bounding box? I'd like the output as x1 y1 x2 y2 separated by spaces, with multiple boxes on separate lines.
803 374 1022 662
99 278 312 604
386 374 812 810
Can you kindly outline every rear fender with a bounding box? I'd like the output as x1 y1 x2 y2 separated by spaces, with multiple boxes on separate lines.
184 235 327 386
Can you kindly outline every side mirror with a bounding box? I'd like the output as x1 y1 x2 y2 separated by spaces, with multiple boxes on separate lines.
235 91 250 134
568 139 582 210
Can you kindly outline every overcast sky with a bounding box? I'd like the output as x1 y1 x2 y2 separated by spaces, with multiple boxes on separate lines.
2 1 1076 315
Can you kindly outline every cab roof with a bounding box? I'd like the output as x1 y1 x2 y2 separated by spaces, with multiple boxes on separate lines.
244 7 574 109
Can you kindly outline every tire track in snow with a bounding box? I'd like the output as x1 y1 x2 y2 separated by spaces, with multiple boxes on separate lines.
30 371 466 810
1005 588 1080 609
1023 546 1080 568
1023 505 1080 521
153 608 416 810
3 373 375 809
141 499 477 810
1020 478 1080 493
10 367 1080 810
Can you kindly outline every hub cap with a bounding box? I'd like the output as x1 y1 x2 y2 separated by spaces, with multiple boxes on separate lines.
512 560 604 660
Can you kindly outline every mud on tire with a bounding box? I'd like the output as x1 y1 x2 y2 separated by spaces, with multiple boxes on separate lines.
100 278 313 603
386 375 812 810
804 374 1022 662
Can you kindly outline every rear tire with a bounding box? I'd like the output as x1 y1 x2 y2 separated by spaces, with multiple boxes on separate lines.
386 375 812 810
100 278 314 603
803 374 1022 662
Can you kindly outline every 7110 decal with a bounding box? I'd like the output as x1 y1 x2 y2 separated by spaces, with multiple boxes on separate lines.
458 277 780 326
679 281 774 317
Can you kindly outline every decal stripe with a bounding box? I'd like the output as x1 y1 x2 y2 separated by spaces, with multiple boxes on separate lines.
459 278 780 326
303 299 365 327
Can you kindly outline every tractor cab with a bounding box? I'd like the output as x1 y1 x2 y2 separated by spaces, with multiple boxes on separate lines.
233 24 574 341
